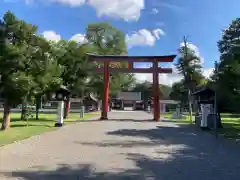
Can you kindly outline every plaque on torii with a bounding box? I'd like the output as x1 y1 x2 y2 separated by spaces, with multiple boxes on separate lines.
87 53 176 121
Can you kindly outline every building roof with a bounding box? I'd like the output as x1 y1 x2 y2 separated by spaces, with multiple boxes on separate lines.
192 87 215 96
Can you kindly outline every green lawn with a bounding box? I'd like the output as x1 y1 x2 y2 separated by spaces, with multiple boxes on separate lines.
218 117 240 141
163 112 240 140
162 112 192 124
0 112 100 146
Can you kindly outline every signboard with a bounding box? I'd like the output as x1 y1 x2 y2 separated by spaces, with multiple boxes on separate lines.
109 62 121 68
117 92 141 101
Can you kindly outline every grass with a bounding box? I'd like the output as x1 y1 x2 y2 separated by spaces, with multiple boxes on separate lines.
1 111 240 146
218 117 240 142
162 112 192 124
0 112 100 147
163 112 240 141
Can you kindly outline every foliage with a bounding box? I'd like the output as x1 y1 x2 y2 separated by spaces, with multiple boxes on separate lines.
21 106 34 123
0 11 36 105
133 81 152 100
212 18 240 112
175 38 204 121
85 22 135 97
169 80 185 101
176 41 203 92
0 11 64 129
132 81 172 100
53 40 95 97
159 84 172 100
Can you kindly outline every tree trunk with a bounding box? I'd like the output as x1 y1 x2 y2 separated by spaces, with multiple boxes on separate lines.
21 101 27 121
1 101 11 131
63 99 70 119
21 104 24 120
35 95 42 120
188 89 193 123
36 108 39 120
217 109 223 128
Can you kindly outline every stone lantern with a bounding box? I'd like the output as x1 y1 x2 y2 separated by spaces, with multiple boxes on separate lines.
51 85 70 127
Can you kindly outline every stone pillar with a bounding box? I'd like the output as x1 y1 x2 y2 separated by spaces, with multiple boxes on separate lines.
80 105 85 118
55 101 64 127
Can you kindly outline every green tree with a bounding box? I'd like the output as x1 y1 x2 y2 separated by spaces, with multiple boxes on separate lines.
159 84 172 100
52 40 95 118
213 18 240 112
169 80 187 109
132 81 171 100
29 36 63 120
0 11 38 130
175 37 203 122
85 22 134 98
0 11 63 130
133 81 152 100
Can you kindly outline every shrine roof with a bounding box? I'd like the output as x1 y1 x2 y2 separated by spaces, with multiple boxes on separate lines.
192 87 215 95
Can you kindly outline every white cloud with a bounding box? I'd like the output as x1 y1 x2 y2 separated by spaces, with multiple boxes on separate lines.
151 8 159 14
152 29 165 40
25 0 144 21
180 42 204 64
42 31 61 41
134 65 181 86
180 42 199 56
126 28 165 48
49 0 86 6
203 68 214 79
88 0 144 21
70 33 88 44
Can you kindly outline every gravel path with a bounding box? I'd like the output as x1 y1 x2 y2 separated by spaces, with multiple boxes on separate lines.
1 111 240 180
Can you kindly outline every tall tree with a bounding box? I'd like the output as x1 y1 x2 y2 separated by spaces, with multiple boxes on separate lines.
133 81 152 100
52 40 95 118
0 11 63 130
132 81 171 100
0 11 39 130
175 37 203 122
169 80 187 109
85 22 134 98
213 18 240 112
29 36 63 120
159 84 172 100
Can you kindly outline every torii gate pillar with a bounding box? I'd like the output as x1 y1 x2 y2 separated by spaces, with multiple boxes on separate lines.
100 61 110 120
153 61 160 121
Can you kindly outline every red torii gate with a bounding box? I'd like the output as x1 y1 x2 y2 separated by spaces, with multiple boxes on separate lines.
87 54 176 121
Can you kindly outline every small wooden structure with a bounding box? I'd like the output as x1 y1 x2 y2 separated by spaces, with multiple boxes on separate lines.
83 93 98 112
70 93 98 111
192 87 222 129
50 85 71 101
112 98 124 110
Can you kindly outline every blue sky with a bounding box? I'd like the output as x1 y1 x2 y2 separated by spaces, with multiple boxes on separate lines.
1 0 240 85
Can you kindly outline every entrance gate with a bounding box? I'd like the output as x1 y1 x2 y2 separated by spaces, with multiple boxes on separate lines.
87 54 176 121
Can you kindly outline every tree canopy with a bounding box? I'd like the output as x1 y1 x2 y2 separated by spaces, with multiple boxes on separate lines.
212 18 240 112
0 11 137 130
85 22 136 98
